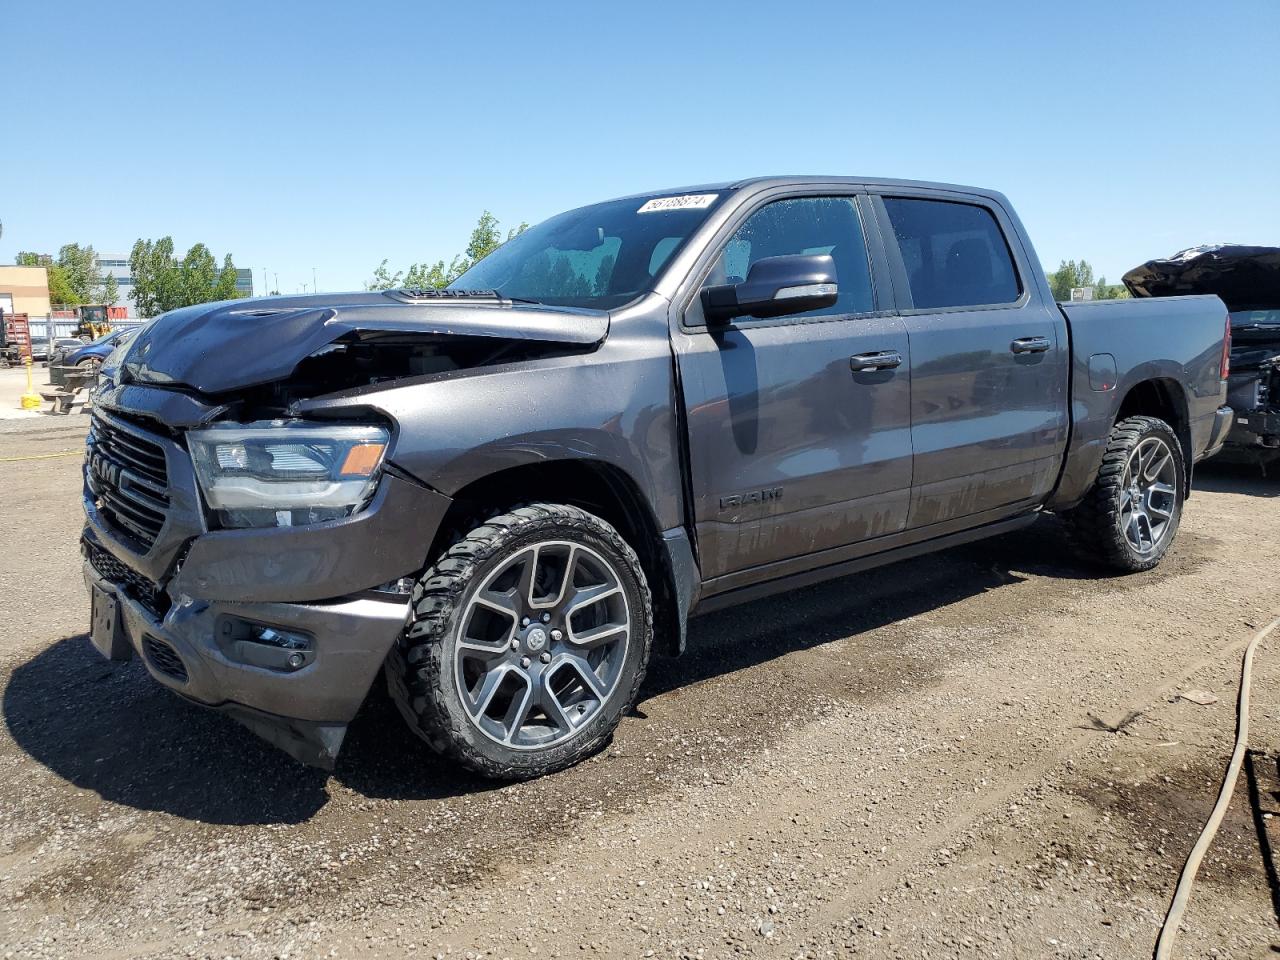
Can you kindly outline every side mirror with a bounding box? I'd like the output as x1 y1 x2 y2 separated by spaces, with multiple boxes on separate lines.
701 254 838 324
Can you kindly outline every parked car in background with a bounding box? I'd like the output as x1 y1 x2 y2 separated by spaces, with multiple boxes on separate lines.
81 176 1232 777
27 336 80 363
53 328 137 370
1125 245 1280 466
45 338 86 366
27 336 50 362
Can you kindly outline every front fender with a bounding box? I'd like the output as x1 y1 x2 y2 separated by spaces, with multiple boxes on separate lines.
296 347 685 532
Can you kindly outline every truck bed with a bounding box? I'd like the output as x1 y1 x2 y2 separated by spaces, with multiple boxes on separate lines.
1052 295 1228 509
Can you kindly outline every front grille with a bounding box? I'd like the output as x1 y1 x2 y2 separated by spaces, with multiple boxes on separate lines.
84 539 168 619
87 413 171 550
143 636 188 683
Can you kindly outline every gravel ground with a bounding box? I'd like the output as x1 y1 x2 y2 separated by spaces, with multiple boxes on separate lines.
1 415 1279 959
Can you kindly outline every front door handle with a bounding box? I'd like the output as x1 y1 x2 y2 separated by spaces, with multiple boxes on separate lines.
850 350 903 373
1008 335 1049 355
1011 336 1051 354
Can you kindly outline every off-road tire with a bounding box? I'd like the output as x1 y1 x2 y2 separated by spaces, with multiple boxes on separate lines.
386 503 653 779
1063 415 1185 572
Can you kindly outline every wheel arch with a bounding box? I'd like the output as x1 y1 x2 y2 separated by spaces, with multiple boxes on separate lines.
430 459 692 657
1114 377 1193 495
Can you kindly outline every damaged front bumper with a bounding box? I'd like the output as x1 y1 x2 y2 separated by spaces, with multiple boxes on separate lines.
80 400 451 768
83 549 410 767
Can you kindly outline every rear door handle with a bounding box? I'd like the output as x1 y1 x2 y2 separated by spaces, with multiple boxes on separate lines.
850 350 903 372
1011 336 1051 354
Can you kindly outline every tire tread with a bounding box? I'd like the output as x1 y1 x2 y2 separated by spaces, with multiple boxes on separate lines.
1063 415 1183 572
387 502 652 779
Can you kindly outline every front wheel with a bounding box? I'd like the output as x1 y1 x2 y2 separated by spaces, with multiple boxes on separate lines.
1064 415 1185 571
387 503 653 779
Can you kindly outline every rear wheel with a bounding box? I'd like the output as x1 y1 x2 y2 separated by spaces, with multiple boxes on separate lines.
1064 415 1185 571
387 503 653 779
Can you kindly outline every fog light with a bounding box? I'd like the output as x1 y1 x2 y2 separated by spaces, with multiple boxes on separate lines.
251 625 312 651
217 616 316 672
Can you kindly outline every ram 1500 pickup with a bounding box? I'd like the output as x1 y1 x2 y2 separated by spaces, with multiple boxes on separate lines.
81 177 1234 777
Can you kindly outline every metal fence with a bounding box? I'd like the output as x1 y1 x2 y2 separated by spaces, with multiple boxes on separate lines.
29 316 148 341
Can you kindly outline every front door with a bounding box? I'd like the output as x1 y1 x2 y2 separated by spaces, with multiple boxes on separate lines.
872 194 1069 528
673 194 913 581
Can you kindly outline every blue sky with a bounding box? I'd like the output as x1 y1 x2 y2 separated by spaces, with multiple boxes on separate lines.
3 0 1277 295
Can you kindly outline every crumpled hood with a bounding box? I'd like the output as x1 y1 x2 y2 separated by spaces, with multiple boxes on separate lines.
1123 244 1280 312
120 291 609 394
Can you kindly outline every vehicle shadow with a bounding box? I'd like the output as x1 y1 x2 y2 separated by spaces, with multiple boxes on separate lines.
1 634 499 825
642 517 1093 699
1 517 1101 823
1194 460 1280 498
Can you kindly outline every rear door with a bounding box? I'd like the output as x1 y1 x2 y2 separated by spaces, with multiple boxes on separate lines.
870 193 1068 528
672 192 913 580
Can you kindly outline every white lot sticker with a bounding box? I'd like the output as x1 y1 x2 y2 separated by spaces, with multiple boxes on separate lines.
637 193 718 213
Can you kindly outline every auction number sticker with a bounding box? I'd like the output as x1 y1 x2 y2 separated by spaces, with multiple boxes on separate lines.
637 193 718 213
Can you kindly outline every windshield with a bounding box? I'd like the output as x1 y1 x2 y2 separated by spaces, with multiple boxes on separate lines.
450 192 726 309
84 329 128 347
1230 309 1280 328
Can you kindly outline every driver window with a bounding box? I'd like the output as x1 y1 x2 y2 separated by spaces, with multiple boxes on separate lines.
704 197 875 318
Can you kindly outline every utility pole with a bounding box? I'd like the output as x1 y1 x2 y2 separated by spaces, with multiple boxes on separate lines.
273 272 279 295
312 267 318 293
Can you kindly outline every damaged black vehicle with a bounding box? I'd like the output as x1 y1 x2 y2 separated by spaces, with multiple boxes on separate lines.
1125 245 1280 467
83 177 1231 779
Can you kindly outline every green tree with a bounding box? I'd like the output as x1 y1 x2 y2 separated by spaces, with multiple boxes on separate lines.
48 267 79 306
1048 259 1131 301
179 243 218 305
212 254 240 301
1093 279 1130 300
102 272 119 305
1049 259 1095 301
365 258 404 291
128 237 246 317
57 243 104 303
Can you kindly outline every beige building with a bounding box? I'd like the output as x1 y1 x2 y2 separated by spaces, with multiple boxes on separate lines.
0 265 52 317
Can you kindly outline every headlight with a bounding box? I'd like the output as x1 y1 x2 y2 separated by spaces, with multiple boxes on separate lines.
187 421 390 528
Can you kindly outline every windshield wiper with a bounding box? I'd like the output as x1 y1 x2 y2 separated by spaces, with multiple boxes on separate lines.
487 287 542 305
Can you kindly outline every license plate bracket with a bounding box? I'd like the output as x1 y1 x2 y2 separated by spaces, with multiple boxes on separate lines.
90 584 131 661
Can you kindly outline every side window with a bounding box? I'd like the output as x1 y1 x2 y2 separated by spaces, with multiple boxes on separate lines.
703 197 875 319
881 198 1021 309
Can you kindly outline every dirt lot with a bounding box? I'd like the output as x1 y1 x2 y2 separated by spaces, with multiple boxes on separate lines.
1 414 1278 960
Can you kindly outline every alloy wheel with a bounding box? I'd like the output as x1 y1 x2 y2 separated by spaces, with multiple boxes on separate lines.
1119 436 1178 554
454 540 631 749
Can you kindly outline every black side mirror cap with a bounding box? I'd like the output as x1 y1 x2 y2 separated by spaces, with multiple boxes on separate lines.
701 254 838 325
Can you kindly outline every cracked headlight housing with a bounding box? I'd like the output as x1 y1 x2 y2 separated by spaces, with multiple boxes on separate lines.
188 421 389 528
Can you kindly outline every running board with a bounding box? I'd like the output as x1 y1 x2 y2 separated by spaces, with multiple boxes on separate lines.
691 511 1040 615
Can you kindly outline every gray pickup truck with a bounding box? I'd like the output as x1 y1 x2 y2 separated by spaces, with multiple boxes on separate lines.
82 176 1233 777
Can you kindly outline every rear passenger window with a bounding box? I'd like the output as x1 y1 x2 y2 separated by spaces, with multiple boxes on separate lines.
882 198 1021 309
704 197 875 319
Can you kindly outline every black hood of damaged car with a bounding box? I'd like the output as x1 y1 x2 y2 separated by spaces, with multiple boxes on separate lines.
120 291 609 394
1123 244 1280 312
